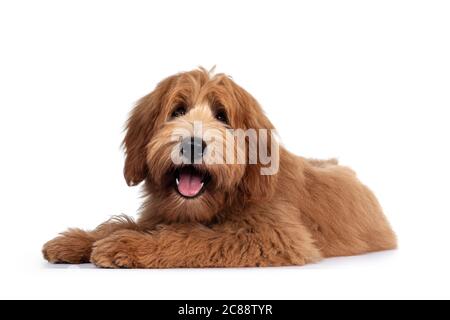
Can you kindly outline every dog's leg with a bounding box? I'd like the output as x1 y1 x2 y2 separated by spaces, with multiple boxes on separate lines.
42 215 140 264
90 222 322 268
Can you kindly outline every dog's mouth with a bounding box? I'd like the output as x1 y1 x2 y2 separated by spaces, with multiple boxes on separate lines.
174 166 211 198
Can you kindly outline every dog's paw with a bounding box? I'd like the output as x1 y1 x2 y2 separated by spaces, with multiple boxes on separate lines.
43 229 95 264
90 231 143 268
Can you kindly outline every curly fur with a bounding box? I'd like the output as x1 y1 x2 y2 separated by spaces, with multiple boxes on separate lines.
43 68 397 268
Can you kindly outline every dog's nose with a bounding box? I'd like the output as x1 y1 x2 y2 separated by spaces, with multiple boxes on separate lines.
180 137 207 163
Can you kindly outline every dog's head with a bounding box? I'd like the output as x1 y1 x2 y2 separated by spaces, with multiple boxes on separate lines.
123 68 279 223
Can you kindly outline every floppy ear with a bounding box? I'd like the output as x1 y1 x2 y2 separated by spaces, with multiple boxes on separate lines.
232 84 279 201
123 77 175 186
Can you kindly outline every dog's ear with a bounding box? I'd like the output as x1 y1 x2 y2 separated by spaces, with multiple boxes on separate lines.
123 77 175 186
231 84 279 201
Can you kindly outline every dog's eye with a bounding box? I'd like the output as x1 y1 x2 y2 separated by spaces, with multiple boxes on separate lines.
171 105 187 118
215 110 228 124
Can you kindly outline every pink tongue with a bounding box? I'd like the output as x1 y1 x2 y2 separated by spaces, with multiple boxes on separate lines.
177 171 203 197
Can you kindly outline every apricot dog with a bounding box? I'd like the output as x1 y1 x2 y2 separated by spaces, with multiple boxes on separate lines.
43 68 396 268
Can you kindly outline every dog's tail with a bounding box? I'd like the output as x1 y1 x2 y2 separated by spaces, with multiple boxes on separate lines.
307 158 339 168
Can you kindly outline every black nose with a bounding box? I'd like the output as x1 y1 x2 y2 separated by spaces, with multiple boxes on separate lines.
180 137 207 163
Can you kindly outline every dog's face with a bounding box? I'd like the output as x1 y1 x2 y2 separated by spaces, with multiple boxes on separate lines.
123 68 277 223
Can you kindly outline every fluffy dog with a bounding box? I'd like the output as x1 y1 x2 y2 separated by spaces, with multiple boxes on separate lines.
43 68 397 268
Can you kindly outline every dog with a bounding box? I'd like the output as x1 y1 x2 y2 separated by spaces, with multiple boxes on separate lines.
43 68 397 268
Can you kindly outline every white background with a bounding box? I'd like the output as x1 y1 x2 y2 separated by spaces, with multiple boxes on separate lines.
0 0 449 300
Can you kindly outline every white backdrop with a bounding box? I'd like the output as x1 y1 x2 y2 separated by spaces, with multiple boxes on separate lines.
0 0 449 299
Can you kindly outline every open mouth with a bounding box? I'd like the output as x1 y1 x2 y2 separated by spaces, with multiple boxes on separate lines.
175 166 210 198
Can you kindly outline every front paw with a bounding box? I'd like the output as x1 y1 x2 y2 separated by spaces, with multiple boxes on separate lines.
43 229 94 264
90 231 143 268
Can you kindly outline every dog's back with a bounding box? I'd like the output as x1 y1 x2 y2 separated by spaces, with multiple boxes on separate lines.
291 155 397 258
